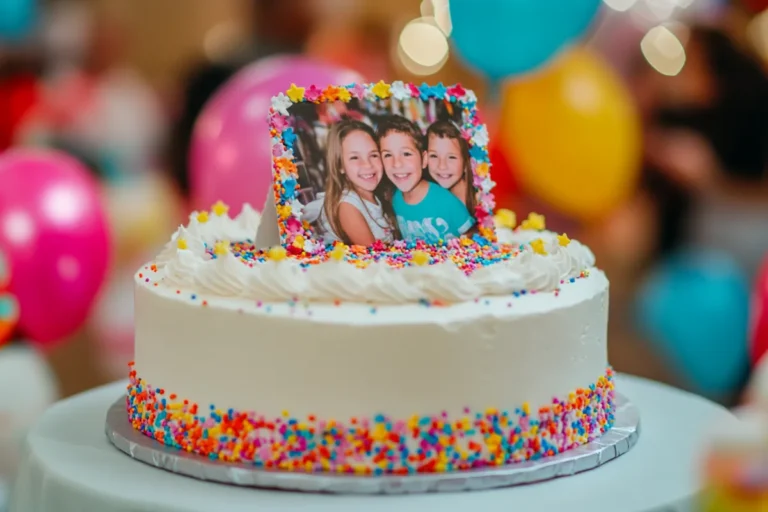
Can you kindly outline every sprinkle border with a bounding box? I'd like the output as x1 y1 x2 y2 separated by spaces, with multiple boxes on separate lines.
126 365 614 475
267 81 497 256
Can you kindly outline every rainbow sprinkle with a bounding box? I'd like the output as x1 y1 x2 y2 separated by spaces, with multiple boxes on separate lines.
126 364 615 475
207 239 522 276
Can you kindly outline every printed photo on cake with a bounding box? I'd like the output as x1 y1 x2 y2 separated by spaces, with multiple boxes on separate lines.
284 95 480 247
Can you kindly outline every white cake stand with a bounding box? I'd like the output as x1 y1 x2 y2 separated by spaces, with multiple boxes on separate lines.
8 375 737 512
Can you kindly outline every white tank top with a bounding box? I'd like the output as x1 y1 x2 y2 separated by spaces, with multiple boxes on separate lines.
319 190 393 244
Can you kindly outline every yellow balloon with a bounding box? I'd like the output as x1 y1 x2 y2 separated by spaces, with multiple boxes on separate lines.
499 48 641 221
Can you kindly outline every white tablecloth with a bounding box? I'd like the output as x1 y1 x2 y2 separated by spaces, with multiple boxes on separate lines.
9 375 737 512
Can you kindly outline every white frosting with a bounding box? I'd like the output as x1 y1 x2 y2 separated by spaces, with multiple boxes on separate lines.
154 208 596 305
134 268 610 419
133 206 610 454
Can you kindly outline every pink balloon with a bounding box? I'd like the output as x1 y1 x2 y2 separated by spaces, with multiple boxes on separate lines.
189 55 362 215
0 149 111 347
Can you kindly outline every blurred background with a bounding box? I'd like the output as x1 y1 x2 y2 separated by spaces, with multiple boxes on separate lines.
1 0 768 506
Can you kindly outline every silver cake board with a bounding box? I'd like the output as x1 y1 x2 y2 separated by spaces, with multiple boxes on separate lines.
105 394 639 494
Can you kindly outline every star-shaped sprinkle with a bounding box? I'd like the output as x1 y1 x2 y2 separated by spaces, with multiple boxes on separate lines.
269 112 289 131
305 85 322 102
337 87 351 102
211 200 229 217
432 82 447 99
286 83 305 103
329 244 347 262
472 125 489 147
558 233 571 247
447 84 466 99
530 238 547 255
213 241 230 256
494 209 517 229
521 212 546 231
411 250 430 266
469 145 488 162
418 82 432 100
271 93 292 115
282 127 297 148
371 80 391 99
390 81 410 100
268 245 287 261
323 85 340 101
196 211 209 224
349 83 366 99
176 238 188 250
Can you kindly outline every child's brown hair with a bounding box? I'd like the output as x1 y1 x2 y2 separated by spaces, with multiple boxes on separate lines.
426 120 476 214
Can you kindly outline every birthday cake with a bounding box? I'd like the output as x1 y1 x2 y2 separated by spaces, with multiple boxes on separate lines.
128 81 614 475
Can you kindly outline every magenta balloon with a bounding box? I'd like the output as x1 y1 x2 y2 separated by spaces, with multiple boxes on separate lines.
0 149 111 346
189 55 362 215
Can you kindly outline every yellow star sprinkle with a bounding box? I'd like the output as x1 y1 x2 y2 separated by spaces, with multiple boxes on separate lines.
176 238 188 250
494 209 517 229
196 211 209 223
329 244 347 262
286 83 305 102
530 238 547 255
213 240 230 256
371 80 391 99
211 200 229 217
558 233 571 247
411 250 430 266
268 245 287 262
337 87 351 102
521 212 546 231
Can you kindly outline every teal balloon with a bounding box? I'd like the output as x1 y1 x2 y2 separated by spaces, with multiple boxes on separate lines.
0 0 37 42
449 0 602 80
635 250 750 397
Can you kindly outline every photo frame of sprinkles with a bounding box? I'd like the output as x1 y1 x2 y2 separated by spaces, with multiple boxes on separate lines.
266 81 497 256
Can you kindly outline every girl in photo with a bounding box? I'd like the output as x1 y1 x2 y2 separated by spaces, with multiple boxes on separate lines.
425 120 477 214
377 115 474 243
315 119 395 246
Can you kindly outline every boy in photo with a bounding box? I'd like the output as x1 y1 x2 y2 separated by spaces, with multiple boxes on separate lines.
377 115 475 243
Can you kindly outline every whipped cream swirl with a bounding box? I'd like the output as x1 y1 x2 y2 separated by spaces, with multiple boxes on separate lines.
152 206 597 304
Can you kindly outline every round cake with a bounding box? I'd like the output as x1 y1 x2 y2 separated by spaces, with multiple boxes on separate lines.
128 206 614 474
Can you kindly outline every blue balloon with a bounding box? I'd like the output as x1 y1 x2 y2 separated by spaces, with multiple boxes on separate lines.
0 0 37 42
449 0 602 80
635 250 750 397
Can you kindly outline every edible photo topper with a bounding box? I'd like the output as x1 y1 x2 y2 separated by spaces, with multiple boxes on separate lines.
265 81 496 255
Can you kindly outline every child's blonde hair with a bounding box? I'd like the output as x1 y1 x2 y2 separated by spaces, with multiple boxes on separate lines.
323 118 396 244
426 120 476 215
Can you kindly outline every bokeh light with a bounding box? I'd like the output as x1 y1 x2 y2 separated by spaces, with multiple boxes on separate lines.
397 17 449 75
641 24 686 76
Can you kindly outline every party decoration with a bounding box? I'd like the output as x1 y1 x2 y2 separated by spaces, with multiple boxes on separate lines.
0 343 58 479
0 149 110 346
635 250 750 398
0 0 37 42
449 0 602 81
500 48 641 221
750 255 768 367
190 56 362 216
